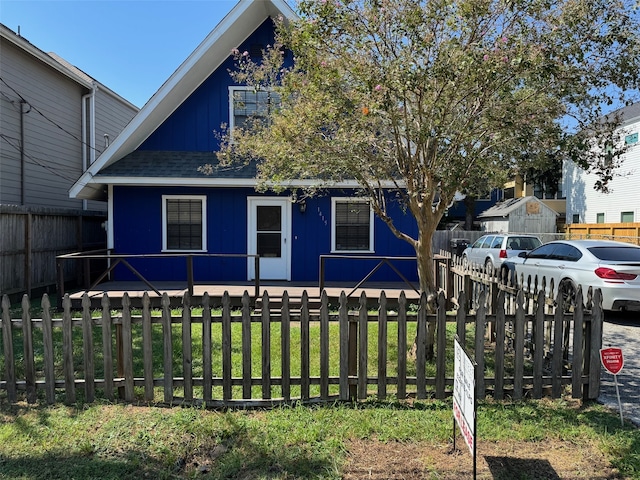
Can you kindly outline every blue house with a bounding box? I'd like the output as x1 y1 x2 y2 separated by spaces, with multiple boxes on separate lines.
69 0 419 286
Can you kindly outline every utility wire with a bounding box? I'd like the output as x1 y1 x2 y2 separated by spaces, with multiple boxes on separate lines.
0 133 82 182
0 76 105 157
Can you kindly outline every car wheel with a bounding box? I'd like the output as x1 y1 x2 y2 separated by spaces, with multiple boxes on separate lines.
462 255 469 269
485 258 494 274
559 279 577 313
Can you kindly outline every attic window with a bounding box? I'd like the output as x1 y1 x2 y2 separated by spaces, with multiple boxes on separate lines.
229 86 281 131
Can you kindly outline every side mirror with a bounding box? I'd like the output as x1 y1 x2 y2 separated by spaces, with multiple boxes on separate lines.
518 252 528 258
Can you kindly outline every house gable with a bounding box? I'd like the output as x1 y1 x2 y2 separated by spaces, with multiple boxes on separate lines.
69 0 296 201
140 19 280 153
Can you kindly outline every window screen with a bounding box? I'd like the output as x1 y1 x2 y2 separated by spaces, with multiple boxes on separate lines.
334 200 371 251
232 89 281 129
166 198 203 250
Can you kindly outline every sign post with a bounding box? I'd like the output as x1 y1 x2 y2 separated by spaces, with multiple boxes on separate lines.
600 347 624 426
453 335 477 479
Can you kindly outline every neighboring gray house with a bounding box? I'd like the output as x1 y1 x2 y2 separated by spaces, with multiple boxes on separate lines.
0 24 138 298
478 196 558 233
0 23 138 210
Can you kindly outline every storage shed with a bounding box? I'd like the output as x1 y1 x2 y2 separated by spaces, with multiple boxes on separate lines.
478 196 558 233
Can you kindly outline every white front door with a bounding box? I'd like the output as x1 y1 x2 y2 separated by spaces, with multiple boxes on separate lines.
247 197 291 280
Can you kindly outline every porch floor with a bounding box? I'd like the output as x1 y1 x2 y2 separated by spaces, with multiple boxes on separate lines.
66 281 422 309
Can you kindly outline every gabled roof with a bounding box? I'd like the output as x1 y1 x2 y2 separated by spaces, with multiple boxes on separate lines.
478 196 559 218
69 0 297 200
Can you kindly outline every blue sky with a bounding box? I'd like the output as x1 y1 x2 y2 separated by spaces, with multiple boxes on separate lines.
1 0 241 108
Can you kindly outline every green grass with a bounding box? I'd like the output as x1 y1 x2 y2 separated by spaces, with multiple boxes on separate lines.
0 397 638 479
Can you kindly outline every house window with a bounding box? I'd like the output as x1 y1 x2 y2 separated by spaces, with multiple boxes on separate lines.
621 211 634 223
162 195 206 251
625 132 638 145
229 86 281 131
596 213 605 224
332 198 374 252
533 179 564 200
572 214 580 223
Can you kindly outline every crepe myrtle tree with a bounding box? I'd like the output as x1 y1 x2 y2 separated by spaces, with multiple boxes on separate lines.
209 0 640 297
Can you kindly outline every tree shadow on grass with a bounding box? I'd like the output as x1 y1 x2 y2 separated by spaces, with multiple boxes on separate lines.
485 456 561 480
0 455 163 480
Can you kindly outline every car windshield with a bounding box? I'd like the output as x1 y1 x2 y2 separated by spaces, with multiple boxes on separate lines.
587 246 640 262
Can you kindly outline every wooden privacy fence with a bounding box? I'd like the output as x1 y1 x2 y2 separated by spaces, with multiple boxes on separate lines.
0 205 106 298
1 284 602 408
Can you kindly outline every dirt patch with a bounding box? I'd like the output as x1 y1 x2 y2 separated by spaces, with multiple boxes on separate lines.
342 438 624 479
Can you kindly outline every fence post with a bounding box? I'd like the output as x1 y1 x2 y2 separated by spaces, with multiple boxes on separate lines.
348 296 358 401
223 291 233 402
101 294 114 401
396 292 407 400
21 295 36 404
41 294 56 404
571 288 585 399
338 291 351 401
513 291 525 400
320 291 330 399
416 292 428 399
261 291 271 400
161 293 173 404
241 292 252 400
121 293 134 402
357 292 368 400
587 289 603 400
474 290 486 399
182 293 193 401
377 292 388 400
435 291 448 399
2 295 17 402
62 294 76 404
82 294 95 403
493 289 506 400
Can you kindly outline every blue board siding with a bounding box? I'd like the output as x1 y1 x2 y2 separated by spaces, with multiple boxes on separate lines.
112 186 419 283
139 19 283 152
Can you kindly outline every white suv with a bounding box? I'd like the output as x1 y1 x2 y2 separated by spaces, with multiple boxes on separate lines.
462 234 542 272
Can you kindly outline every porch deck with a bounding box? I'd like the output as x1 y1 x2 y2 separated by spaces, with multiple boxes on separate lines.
66 281 423 309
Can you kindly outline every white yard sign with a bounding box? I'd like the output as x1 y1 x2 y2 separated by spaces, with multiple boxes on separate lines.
453 336 476 455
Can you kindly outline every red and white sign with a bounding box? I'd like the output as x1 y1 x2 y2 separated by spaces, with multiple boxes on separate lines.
600 347 624 375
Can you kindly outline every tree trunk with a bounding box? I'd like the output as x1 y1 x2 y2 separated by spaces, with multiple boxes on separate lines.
414 221 437 361
464 195 476 231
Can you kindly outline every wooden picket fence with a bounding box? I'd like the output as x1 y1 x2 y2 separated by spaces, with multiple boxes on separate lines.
1 282 603 407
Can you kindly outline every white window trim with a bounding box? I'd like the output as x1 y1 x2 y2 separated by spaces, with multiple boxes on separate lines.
228 86 277 133
162 195 207 252
331 197 375 253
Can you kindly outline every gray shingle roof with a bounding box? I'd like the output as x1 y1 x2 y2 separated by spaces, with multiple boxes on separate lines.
97 151 256 179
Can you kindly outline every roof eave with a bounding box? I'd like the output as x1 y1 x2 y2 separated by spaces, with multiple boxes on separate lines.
70 0 297 200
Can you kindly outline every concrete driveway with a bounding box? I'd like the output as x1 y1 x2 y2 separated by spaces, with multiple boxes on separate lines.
599 311 639 427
